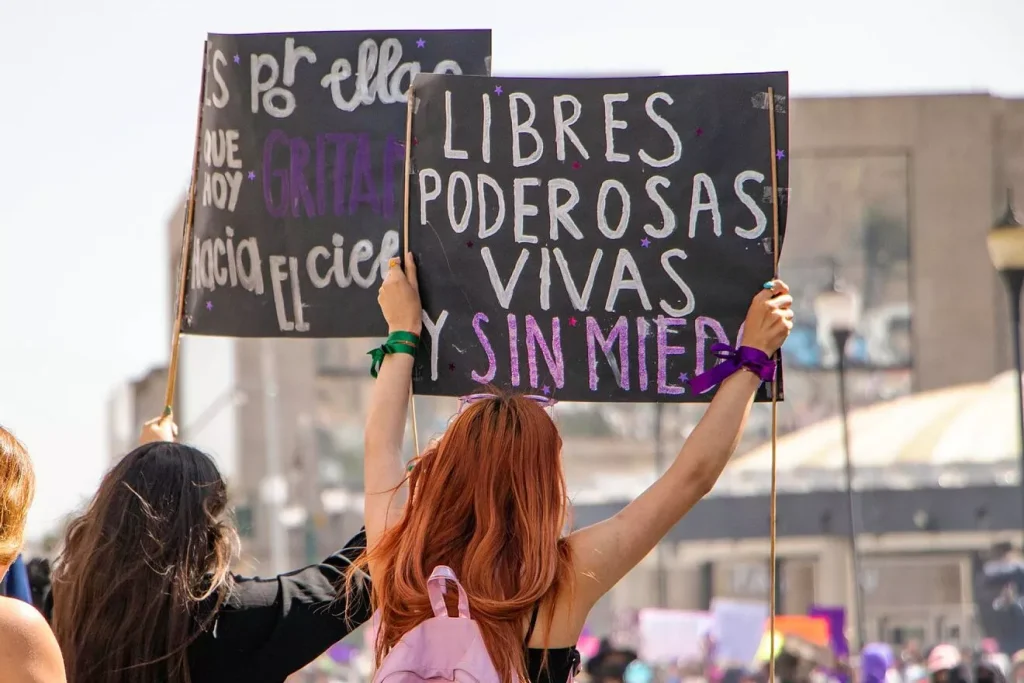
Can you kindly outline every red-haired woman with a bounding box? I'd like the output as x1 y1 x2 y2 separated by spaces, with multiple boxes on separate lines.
355 253 793 683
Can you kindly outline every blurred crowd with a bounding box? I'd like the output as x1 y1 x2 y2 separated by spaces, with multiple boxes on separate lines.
541 637 1024 683
11 546 1024 683
12 549 1024 683
280 634 1024 683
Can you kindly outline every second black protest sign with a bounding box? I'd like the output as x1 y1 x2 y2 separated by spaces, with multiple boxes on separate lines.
408 72 789 402
184 30 491 338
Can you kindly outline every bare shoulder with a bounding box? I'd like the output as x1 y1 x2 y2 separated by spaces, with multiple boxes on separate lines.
0 597 66 682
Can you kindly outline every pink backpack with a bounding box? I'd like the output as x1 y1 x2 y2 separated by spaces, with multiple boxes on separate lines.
372 566 502 683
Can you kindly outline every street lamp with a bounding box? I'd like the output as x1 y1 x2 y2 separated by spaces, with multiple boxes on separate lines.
814 267 867 652
986 189 1024 551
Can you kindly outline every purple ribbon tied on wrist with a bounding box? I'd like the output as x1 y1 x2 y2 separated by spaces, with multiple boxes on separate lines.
687 343 777 393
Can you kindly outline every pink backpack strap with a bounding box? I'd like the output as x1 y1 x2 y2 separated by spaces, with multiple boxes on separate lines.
426 565 470 619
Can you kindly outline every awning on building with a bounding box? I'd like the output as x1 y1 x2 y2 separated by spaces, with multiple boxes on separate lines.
718 370 1024 494
563 372 1024 502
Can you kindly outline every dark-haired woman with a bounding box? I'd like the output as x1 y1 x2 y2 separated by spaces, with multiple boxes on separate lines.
51 420 372 683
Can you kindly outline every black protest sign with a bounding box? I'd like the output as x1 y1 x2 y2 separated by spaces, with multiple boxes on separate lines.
408 72 788 402
184 30 491 338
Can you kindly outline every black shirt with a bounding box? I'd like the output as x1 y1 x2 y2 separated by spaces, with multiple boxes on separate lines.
527 648 581 683
47 529 373 683
524 603 581 683
187 529 373 682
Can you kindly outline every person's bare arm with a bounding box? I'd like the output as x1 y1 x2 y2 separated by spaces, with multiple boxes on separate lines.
0 597 66 682
363 253 422 549
568 281 794 609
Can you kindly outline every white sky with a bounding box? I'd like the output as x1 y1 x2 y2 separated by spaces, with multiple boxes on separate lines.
0 0 1021 538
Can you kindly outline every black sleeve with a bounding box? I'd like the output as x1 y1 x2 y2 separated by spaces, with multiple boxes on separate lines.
206 528 373 682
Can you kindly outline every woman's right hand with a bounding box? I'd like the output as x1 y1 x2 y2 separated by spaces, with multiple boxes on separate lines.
740 279 794 355
378 252 422 336
139 416 177 445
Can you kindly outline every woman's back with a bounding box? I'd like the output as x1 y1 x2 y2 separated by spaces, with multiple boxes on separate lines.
358 388 576 683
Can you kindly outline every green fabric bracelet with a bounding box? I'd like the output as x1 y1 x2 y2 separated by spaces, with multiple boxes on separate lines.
386 331 420 347
367 331 420 378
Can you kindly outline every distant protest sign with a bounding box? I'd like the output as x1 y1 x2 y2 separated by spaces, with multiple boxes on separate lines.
183 30 491 338
408 72 789 402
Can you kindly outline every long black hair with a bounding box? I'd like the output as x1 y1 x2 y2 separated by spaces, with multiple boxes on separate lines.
52 442 239 683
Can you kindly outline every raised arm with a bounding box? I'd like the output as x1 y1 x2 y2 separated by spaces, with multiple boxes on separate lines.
364 253 422 548
569 280 794 607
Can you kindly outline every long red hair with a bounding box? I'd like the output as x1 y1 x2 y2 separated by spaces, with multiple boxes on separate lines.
350 392 574 683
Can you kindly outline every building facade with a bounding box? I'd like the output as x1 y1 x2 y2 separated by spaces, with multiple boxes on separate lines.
106 365 168 466
590 91 1024 642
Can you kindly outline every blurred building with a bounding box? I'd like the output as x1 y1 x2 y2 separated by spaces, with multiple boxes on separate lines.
105 365 167 465
596 371 1024 645
162 90 1024 638
99 199 190 468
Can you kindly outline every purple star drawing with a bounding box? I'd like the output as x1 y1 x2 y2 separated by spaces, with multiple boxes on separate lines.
448 362 456 371
568 316 578 327
572 161 581 170
205 301 213 311
247 170 256 181
233 54 241 64
493 85 503 96
640 237 651 248
541 385 551 396
695 127 704 137
679 372 689 384
415 38 426 48
776 149 786 160
466 240 474 248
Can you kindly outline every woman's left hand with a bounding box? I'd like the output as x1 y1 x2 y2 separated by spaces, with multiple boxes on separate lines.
740 279 794 356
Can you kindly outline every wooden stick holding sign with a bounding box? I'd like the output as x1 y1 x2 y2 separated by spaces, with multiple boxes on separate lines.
766 84 783 683
402 87 421 456
163 41 210 418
